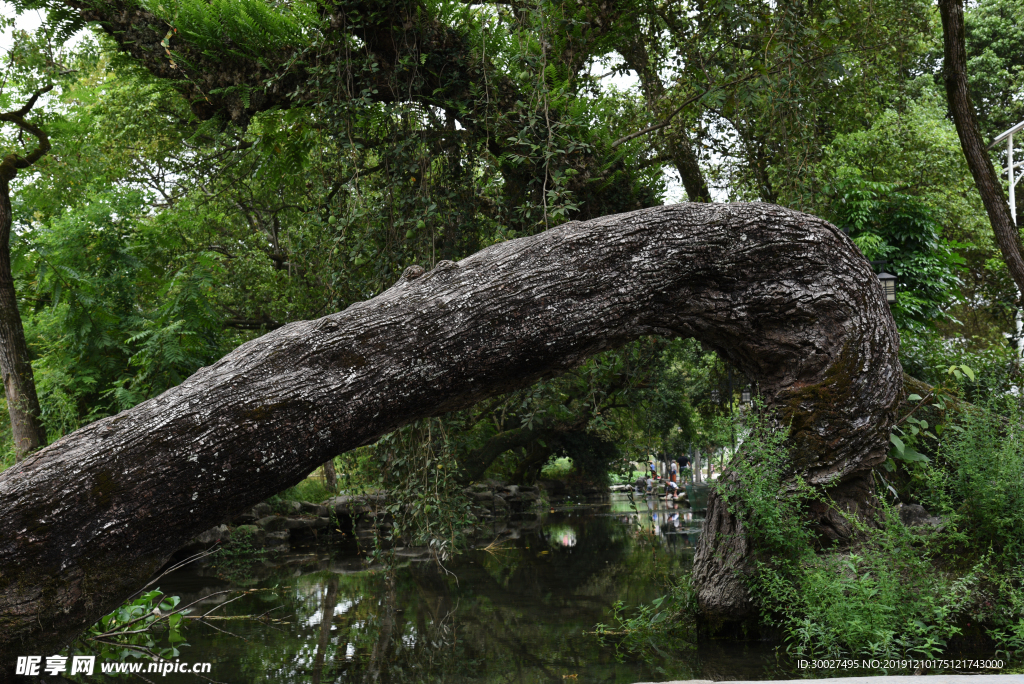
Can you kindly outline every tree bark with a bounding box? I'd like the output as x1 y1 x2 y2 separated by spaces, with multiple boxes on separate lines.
0 89 53 460
0 176 46 459
0 202 900 666
939 0 1024 297
321 458 338 492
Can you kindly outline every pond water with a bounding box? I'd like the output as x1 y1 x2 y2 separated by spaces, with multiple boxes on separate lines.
87 494 794 683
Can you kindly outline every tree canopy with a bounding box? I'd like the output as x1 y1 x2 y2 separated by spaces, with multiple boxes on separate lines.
1 0 1021 471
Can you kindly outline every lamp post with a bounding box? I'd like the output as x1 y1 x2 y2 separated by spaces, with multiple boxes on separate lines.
877 271 897 303
870 260 897 304
990 119 1024 358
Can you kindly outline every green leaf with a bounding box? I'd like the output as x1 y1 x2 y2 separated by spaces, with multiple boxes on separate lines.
907 393 923 402
893 446 929 463
889 433 905 455
959 365 975 382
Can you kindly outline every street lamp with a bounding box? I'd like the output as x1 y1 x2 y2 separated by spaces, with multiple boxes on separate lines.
870 260 897 303
877 271 897 303
741 387 751 405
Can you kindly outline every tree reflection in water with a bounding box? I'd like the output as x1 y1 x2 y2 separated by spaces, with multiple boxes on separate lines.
146 502 782 684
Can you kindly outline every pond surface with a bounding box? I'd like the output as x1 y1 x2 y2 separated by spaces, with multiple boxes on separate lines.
90 494 794 683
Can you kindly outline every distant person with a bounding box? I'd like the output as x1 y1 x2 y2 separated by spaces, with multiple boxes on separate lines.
664 480 680 500
669 460 679 484
649 460 658 478
678 453 691 482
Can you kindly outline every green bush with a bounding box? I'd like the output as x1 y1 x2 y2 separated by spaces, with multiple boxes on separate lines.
609 400 1024 664
743 397 1024 661
539 456 573 479
271 477 337 506
929 399 1024 562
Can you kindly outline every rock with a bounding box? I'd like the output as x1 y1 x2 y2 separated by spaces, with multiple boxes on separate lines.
324 494 383 517
283 518 314 530
232 509 258 525
471 491 494 502
471 482 490 491
282 501 302 514
233 525 265 543
283 517 330 531
253 502 272 517
899 503 944 528
264 530 291 545
299 501 326 516
177 524 230 555
505 485 520 496
324 495 355 514
257 516 288 532
199 525 230 545
518 491 539 503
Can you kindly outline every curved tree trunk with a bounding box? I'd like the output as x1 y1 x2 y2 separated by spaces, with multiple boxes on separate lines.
0 203 900 666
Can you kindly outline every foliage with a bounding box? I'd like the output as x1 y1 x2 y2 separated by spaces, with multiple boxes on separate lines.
610 392 1024 664
75 589 190 663
369 417 476 564
539 456 573 479
925 395 1024 562
829 177 965 326
900 328 1023 396
2 0 1024 670
752 389 1024 661
209 528 270 583
270 477 337 507
594 575 698 660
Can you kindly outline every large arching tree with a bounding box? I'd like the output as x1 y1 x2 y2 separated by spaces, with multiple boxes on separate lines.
0 202 901 670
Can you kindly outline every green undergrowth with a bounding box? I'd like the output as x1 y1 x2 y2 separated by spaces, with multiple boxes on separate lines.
597 394 1024 665
269 476 337 507
210 526 269 584
595 574 699 659
539 456 574 479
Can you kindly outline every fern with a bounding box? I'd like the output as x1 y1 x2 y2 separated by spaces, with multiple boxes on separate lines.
142 0 322 63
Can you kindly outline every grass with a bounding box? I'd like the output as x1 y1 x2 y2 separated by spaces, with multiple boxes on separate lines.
540 456 574 479
272 477 337 505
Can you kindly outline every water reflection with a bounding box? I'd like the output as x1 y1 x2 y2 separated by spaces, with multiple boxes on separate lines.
86 495 786 683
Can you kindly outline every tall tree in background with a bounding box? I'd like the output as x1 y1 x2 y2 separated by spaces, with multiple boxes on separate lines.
939 0 1024 300
0 87 51 458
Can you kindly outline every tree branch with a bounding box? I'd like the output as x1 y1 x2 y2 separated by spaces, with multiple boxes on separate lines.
0 85 55 175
